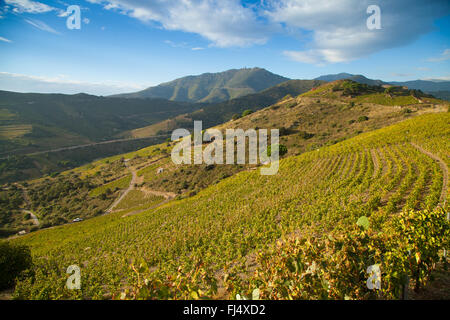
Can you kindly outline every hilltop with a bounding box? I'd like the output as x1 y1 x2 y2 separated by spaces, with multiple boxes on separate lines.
315 73 450 101
315 73 386 86
112 68 289 103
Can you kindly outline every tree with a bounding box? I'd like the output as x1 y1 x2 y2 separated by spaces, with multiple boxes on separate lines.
0 241 32 290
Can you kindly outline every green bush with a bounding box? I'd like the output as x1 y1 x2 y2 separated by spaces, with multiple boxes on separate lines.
267 144 288 157
298 131 314 139
403 108 413 114
242 109 253 117
358 116 369 122
0 241 32 290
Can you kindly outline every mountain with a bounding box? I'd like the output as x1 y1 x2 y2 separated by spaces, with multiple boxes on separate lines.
123 79 325 138
389 79 450 91
315 73 386 86
112 68 290 103
315 73 450 100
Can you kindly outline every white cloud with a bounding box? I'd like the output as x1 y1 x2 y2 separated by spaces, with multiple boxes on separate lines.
5 0 55 14
85 0 277 47
164 40 205 51
0 72 147 96
24 18 60 34
427 49 450 62
267 0 450 64
422 76 450 81
0 37 13 43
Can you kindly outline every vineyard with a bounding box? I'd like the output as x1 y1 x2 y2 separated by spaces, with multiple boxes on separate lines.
7 111 449 300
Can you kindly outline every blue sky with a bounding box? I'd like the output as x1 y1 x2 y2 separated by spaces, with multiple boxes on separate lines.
0 0 449 95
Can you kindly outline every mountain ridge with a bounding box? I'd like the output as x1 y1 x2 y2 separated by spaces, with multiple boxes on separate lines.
111 67 290 103
315 73 450 100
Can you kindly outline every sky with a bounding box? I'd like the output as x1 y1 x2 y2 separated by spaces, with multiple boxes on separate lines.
0 0 449 95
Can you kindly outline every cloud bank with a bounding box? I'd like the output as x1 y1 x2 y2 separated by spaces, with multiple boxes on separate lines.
86 0 276 47
0 72 147 96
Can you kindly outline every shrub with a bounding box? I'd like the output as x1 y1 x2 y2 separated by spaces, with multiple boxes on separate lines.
358 116 369 122
267 144 288 157
242 109 253 117
283 101 297 109
403 108 413 114
231 114 240 121
0 241 32 290
279 127 291 136
297 131 314 139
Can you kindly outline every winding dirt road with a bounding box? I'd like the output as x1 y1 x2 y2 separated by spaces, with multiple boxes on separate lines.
22 209 39 226
105 160 138 214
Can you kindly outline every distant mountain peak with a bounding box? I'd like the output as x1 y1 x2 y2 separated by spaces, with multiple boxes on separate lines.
315 73 385 86
111 68 290 103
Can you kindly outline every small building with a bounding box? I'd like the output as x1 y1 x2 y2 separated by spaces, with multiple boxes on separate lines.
157 168 164 174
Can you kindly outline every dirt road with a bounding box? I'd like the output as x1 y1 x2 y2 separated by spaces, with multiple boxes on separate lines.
105 160 138 214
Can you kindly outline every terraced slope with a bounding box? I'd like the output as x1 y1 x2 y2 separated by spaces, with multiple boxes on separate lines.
121 80 448 197
10 112 449 299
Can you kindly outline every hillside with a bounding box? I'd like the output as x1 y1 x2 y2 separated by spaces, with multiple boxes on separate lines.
124 79 325 138
3 80 447 233
0 90 199 154
8 110 449 299
0 91 201 183
112 68 289 103
126 80 446 198
216 80 447 155
390 80 450 101
315 73 450 101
